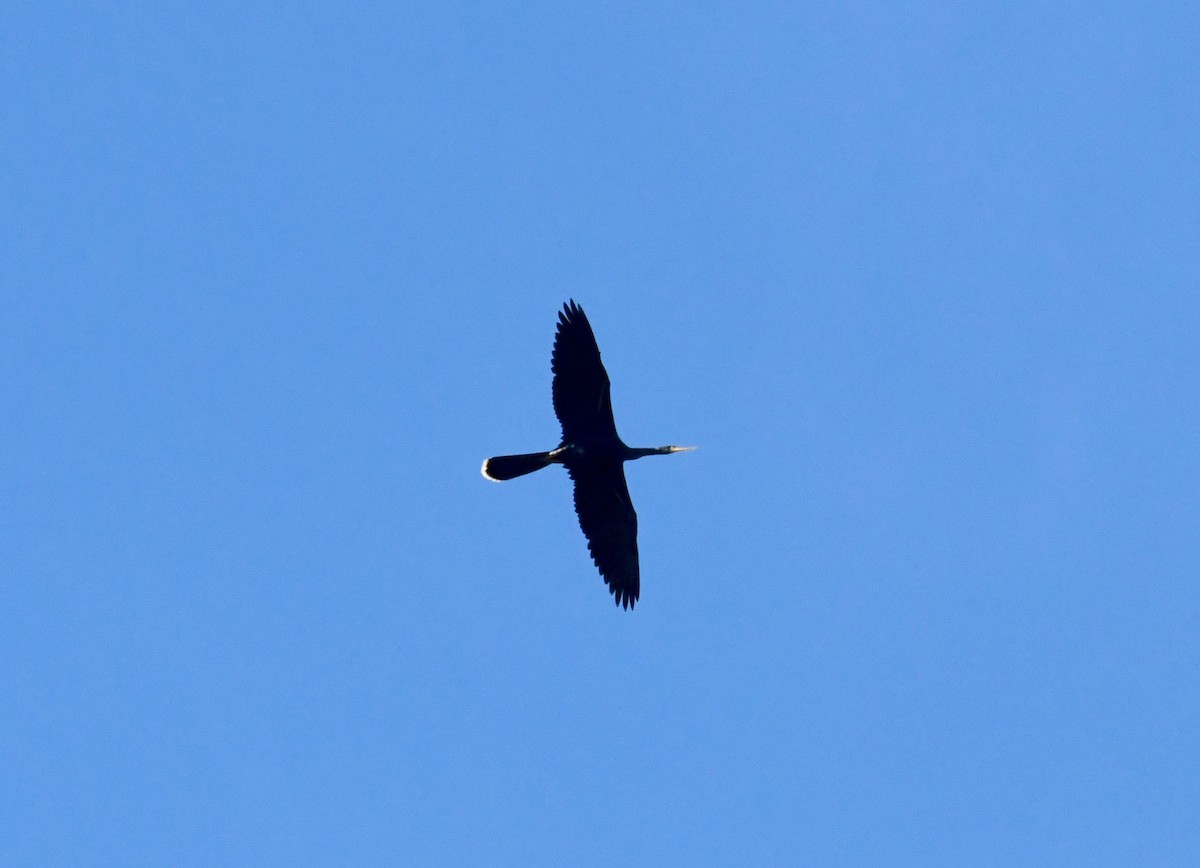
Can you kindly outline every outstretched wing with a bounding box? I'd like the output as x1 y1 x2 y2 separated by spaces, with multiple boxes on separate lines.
567 462 640 609
552 300 618 443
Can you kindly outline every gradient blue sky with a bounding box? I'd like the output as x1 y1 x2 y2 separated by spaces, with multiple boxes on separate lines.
3 2 1198 865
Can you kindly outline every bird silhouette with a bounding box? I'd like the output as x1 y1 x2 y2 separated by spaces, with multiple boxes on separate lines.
482 300 693 609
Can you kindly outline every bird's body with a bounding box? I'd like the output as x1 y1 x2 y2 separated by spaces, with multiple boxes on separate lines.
482 300 692 609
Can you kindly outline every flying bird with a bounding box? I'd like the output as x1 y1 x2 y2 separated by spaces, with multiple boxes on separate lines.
482 300 693 609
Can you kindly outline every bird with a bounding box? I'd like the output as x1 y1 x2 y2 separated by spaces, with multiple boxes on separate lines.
482 300 694 610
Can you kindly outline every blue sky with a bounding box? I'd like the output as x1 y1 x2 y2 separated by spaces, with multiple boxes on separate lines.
3 2 1198 865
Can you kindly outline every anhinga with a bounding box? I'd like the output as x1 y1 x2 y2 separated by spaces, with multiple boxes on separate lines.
482 300 693 610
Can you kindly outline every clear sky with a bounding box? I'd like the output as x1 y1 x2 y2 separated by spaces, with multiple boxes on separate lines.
3 2 1198 865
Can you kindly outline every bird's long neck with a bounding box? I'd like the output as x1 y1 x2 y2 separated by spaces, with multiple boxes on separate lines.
626 445 694 461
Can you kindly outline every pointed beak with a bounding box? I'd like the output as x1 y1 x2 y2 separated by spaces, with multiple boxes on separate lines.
666 446 696 453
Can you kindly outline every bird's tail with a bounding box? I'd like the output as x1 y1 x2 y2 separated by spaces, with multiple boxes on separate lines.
481 451 556 482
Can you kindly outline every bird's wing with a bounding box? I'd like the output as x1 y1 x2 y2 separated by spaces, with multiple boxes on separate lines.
567 462 640 609
552 300 619 443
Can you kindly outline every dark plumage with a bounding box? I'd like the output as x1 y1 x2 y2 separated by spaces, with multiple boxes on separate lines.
482 300 693 609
